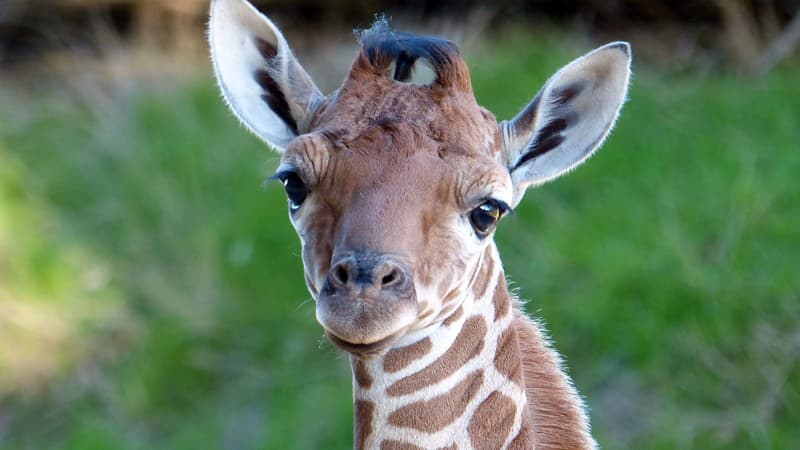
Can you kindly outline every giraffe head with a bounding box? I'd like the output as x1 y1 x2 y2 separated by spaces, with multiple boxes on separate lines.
210 0 631 357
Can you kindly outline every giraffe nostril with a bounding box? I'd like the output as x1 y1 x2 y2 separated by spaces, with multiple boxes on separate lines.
328 254 410 293
381 268 401 288
334 265 349 286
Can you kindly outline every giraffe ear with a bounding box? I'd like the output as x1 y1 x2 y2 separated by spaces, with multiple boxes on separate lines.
209 0 322 152
500 42 631 207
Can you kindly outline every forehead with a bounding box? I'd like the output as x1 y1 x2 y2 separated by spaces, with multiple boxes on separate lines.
309 78 500 160
285 109 506 199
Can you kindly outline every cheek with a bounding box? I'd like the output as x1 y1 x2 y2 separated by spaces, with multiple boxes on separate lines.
413 222 484 317
293 207 336 296
300 243 328 297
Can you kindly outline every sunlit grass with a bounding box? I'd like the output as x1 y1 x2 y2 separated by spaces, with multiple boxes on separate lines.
1 31 798 450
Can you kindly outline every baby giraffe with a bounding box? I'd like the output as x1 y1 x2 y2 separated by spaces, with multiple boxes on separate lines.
209 0 631 448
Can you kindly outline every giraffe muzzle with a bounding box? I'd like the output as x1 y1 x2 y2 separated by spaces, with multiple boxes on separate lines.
316 251 418 356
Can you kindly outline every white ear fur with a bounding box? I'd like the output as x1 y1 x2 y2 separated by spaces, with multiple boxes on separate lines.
209 0 322 151
500 42 631 206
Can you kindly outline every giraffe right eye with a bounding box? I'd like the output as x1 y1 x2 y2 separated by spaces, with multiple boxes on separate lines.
277 171 308 212
469 200 509 238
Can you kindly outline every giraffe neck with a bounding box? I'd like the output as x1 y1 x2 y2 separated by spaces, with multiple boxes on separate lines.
351 245 535 450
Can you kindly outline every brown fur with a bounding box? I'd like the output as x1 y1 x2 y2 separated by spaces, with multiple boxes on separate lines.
513 307 595 449
507 416 537 450
387 370 484 432
353 358 373 388
386 316 486 396
380 441 425 450
354 400 375 450
493 276 511 320
383 337 432 373
494 327 524 385
471 248 494 299
468 391 518 449
442 304 464 326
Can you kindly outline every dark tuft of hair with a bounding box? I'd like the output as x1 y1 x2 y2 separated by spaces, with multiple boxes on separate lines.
353 15 465 87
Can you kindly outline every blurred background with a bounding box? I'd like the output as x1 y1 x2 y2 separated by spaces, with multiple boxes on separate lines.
1 1 799 449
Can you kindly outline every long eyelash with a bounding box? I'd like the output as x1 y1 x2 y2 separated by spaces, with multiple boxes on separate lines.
267 170 294 185
494 199 512 215
264 175 280 187
482 198 512 216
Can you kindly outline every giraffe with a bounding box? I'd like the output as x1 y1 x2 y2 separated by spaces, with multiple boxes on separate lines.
209 0 631 448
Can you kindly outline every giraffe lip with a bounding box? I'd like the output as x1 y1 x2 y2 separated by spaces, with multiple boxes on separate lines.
325 329 405 356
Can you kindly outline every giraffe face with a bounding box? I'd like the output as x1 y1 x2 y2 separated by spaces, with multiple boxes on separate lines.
210 0 631 358
277 82 513 356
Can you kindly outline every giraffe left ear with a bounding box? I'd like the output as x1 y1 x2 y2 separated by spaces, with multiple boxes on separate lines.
209 0 322 152
500 42 631 207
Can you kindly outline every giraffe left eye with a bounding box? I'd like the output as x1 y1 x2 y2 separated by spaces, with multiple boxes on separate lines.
469 200 507 238
277 171 308 212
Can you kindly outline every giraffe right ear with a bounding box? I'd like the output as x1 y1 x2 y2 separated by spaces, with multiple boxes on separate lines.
499 42 631 207
209 0 322 152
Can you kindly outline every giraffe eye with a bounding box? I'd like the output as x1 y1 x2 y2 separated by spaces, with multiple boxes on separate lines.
469 200 509 238
276 171 308 212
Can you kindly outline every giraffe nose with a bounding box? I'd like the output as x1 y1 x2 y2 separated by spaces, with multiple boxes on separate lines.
326 252 410 295
318 251 417 352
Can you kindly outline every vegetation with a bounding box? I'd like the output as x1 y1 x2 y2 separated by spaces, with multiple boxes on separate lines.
1 32 798 449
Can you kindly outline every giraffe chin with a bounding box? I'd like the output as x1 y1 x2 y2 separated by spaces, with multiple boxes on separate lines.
315 288 418 358
324 328 407 358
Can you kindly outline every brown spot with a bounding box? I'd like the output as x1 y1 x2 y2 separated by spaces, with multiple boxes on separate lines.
468 391 517 450
494 327 523 384
380 441 424 450
421 209 435 239
471 248 494 299
387 316 486 396
354 400 374 450
383 337 432 373
443 305 463 326
353 359 373 388
507 423 536 450
418 309 435 321
492 277 510 321
439 284 463 305
388 370 483 432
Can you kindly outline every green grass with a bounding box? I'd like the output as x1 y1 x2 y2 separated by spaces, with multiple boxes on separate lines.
1 33 798 450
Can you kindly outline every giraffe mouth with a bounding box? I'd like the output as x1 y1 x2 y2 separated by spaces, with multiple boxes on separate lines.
325 328 407 357
315 277 418 357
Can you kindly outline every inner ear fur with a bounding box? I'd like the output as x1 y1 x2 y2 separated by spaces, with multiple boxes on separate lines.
500 42 632 206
